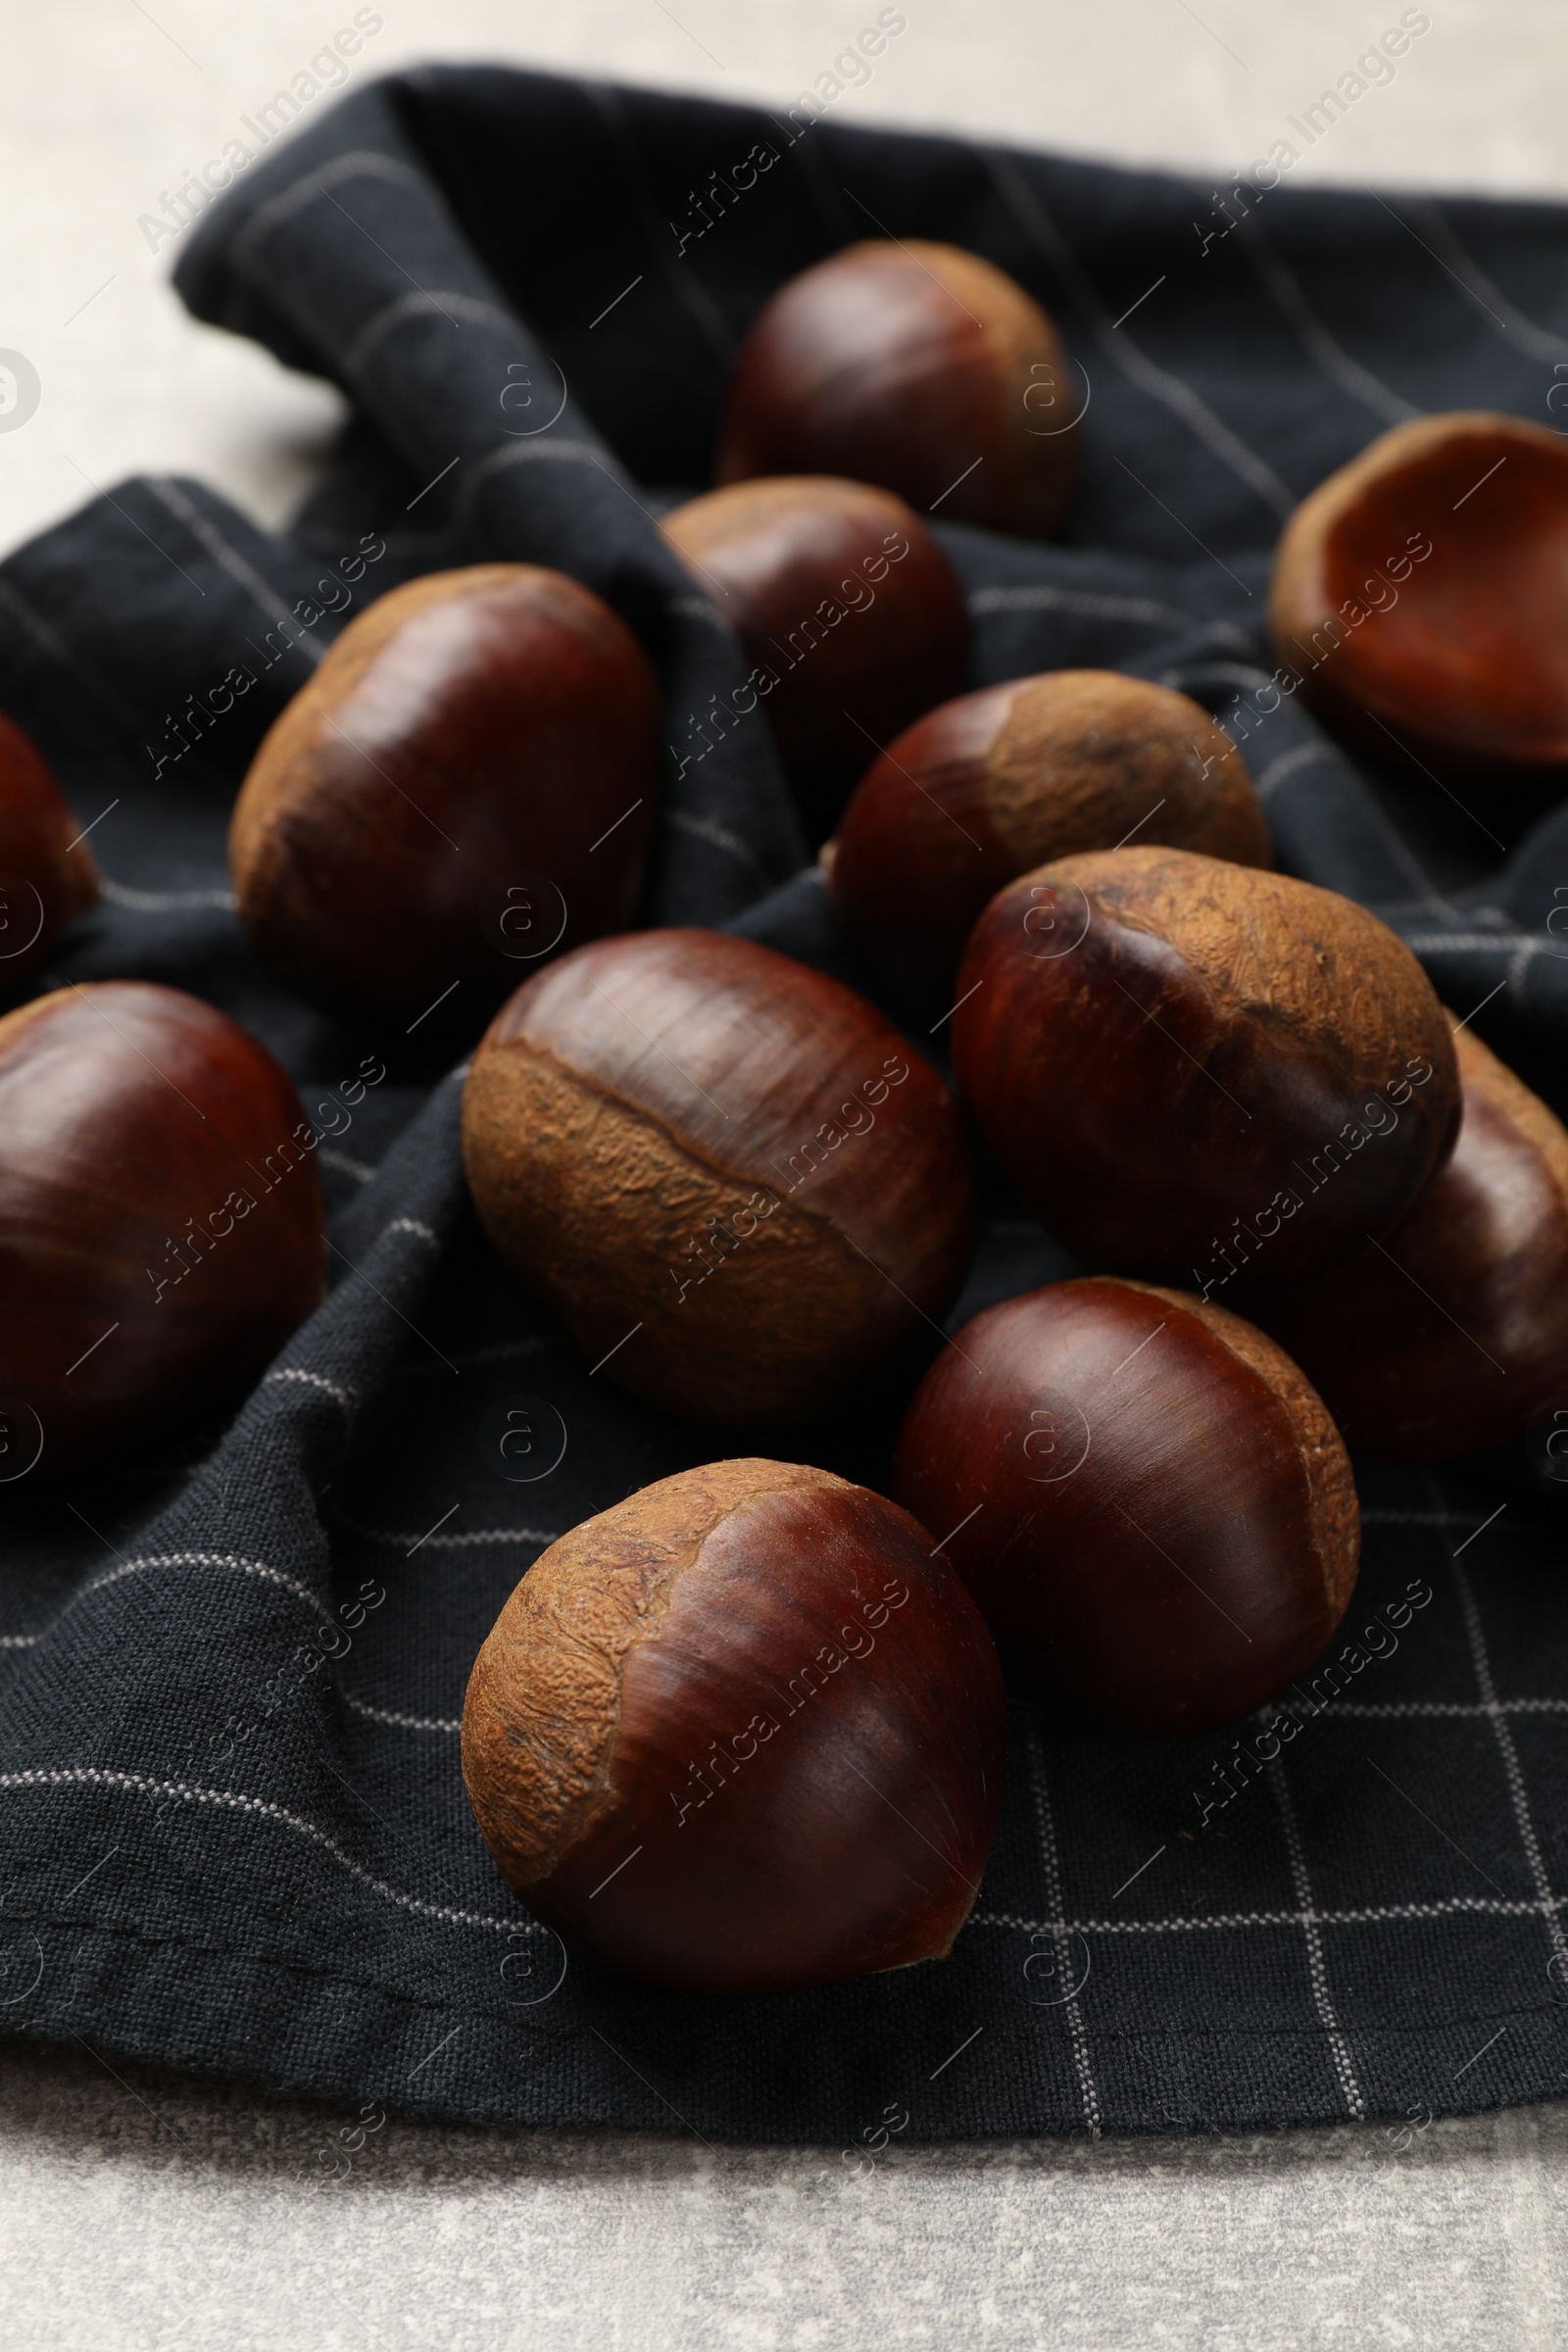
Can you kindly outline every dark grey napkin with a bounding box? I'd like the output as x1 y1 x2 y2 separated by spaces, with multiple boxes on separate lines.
1 66 1566 2141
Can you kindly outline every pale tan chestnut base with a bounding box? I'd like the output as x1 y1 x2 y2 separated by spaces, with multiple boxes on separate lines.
986 674 1271 873
461 1040 905 1424
462 1460 842 1888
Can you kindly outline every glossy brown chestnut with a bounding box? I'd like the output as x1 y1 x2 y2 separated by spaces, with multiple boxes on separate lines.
717 240 1080 540
826 671 1271 1008
0 710 97 984
0 982 325 1474
1258 1022 1568 1458
229 564 662 1025
462 1457 1005 1993
1271 412 1568 785
662 476 968 841
462 928 974 1425
894 1278 1359 1733
952 846 1460 1285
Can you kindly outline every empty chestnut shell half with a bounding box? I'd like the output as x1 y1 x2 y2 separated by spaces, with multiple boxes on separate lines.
661 475 968 841
229 564 662 1026
826 670 1271 1009
717 239 1080 540
952 846 1460 1286
895 1278 1359 1734
0 982 325 1473
0 710 97 984
462 1457 1006 1993
461 928 975 1425
1258 1021 1568 1459
1271 412 1568 785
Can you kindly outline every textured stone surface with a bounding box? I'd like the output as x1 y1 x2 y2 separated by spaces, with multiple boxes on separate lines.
3 2039 1568 2352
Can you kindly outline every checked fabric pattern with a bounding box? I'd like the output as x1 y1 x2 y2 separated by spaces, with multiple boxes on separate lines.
0 67 1567 2137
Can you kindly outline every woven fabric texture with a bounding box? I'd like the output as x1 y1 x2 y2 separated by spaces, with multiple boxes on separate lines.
1 66 1567 2139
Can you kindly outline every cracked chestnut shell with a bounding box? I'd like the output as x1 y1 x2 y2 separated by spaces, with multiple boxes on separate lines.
0 710 97 984
229 564 662 1025
952 846 1460 1284
1258 1022 1568 1459
1271 412 1568 785
461 928 974 1425
826 671 1271 1010
894 1278 1359 1734
717 239 1080 540
462 1458 1006 1993
662 476 967 842
0 982 325 1473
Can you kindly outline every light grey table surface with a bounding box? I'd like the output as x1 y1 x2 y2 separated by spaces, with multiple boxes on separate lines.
3 4 1567 2345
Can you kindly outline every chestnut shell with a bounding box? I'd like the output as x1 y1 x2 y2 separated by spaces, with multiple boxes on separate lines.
0 710 97 984
661 475 968 842
717 239 1080 540
1271 412 1568 786
827 671 1271 1010
0 982 325 1473
952 846 1460 1284
462 1458 1006 1994
1258 1022 1568 1459
461 929 975 1424
229 564 662 1025
894 1279 1359 1734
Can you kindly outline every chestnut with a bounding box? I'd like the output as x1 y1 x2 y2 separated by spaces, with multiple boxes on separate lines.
229 564 662 1026
461 928 974 1425
894 1277 1359 1734
1257 1021 1568 1459
0 982 325 1473
0 709 97 984
661 476 967 841
1271 412 1568 785
826 670 1271 1009
717 240 1080 540
462 1457 1005 1993
952 846 1460 1286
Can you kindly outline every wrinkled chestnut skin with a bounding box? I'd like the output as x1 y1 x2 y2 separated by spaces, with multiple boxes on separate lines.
827 671 1271 1011
895 1279 1359 1734
953 846 1459 1285
462 1459 1005 1993
0 710 97 984
1271 412 1568 786
230 565 662 1025
717 240 1080 541
462 929 974 1425
662 476 967 842
0 983 325 1474
1258 1024 1568 1458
